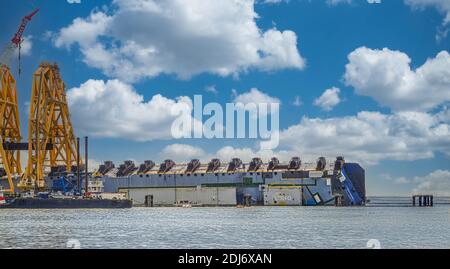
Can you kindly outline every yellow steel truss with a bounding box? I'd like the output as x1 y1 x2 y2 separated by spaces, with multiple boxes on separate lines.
0 65 22 193
19 63 78 191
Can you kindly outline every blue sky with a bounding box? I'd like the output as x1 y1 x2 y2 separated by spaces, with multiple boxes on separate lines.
1 0 449 195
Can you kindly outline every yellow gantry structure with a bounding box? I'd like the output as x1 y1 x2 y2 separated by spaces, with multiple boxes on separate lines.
0 65 22 193
18 63 79 191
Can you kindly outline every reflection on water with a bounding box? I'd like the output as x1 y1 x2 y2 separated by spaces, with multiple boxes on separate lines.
1 206 449 249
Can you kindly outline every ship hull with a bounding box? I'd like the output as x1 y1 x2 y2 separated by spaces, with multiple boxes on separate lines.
0 198 132 209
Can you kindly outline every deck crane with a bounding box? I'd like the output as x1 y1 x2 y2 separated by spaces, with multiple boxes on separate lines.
0 9 39 193
0 8 39 73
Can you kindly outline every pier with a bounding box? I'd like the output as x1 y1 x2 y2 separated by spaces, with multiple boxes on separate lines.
412 195 433 207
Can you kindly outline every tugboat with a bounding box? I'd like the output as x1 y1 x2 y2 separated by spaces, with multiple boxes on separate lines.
0 187 6 205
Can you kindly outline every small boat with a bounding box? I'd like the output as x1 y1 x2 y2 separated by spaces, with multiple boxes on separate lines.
175 200 193 208
0 188 6 205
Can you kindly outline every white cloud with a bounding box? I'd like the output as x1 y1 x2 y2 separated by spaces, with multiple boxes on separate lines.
394 177 409 185
261 0 287 4
159 144 287 163
327 0 382 5
278 110 450 165
405 0 450 41
405 0 450 26
67 0 81 3
54 0 305 82
54 12 111 49
233 88 280 105
313 87 341 111
232 88 281 117
412 170 450 196
217 146 285 163
160 144 207 161
205 85 218 95
344 47 450 111
67 79 196 141
14 35 32 56
266 0 380 5
327 0 352 5
160 108 450 166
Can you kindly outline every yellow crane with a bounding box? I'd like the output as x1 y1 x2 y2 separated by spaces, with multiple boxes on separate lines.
0 65 22 193
0 9 81 193
18 63 79 191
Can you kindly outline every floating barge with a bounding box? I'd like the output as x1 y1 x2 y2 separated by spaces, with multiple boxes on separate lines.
86 156 366 207
0 177 132 209
1 197 132 209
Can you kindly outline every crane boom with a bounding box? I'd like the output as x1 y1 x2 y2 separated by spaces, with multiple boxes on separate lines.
0 8 39 66
11 9 40 46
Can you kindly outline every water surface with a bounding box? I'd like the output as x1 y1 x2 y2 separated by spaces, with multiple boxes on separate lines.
1 205 449 249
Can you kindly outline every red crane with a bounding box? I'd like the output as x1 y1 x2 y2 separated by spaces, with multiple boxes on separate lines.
0 8 39 72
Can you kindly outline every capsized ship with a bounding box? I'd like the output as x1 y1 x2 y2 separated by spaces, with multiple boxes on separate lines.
90 156 365 206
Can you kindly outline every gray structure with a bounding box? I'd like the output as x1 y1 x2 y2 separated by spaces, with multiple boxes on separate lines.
93 156 366 207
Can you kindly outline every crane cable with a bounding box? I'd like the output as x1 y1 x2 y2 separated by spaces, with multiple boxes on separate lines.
18 41 21 76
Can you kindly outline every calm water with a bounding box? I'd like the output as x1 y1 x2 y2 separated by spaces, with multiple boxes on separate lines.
1 205 449 249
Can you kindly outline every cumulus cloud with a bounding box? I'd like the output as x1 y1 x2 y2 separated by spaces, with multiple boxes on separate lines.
161 107 450 166
67 0 81 3
411 170 450 196
159 144 287 163
233 88 281 106
278 109 450 165
54 0 305 82
54 12 111 49
67 79 196 141
232 88 280 118
314 87 341 111
344 47 450 111
14 35 32 56
160 144 207 161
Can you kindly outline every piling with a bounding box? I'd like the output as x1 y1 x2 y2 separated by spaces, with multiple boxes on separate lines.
84 136 88 195
76 137 81 193
413 195 434 207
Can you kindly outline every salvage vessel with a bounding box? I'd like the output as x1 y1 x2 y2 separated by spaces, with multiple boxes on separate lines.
1 196 132 209
0 178 132 209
